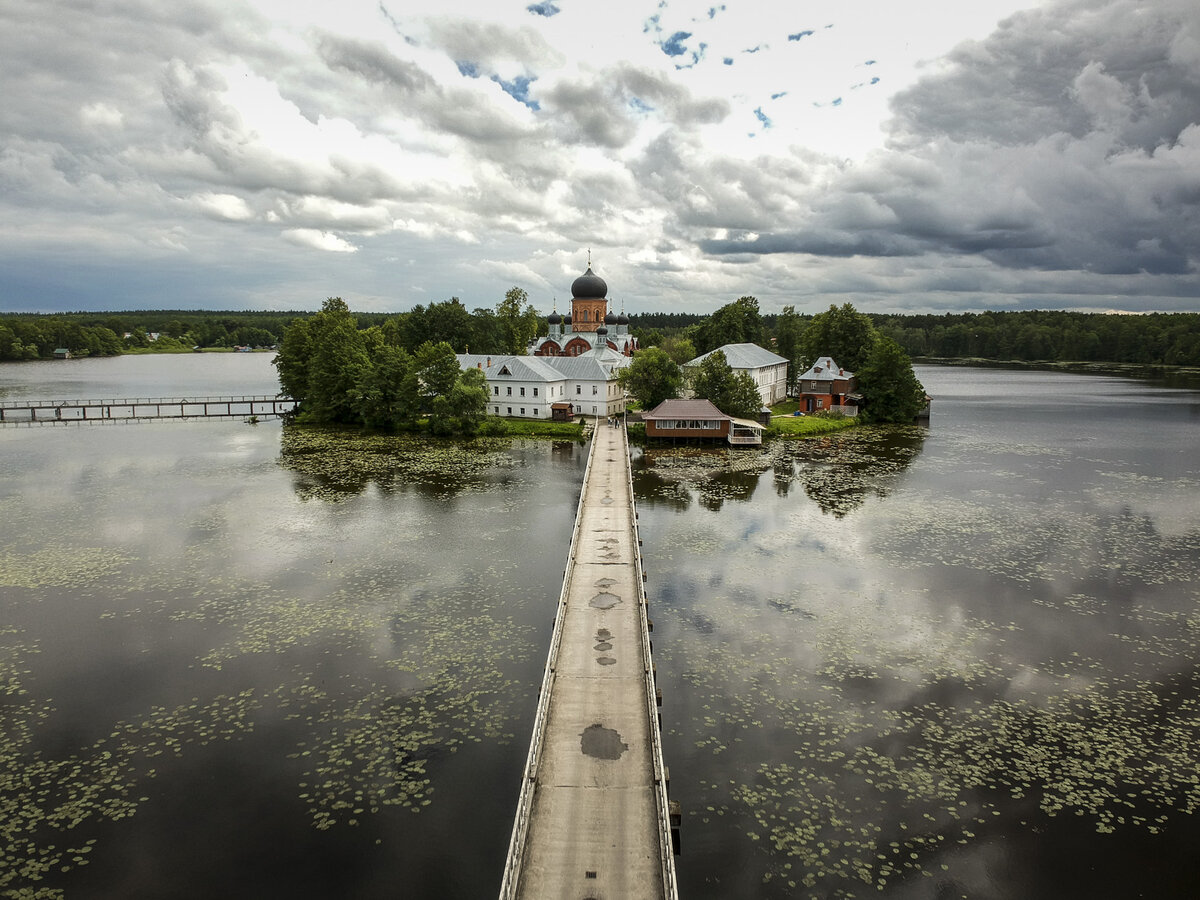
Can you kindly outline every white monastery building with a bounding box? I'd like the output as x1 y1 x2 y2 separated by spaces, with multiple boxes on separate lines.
457 263 633 420
685 342 789 406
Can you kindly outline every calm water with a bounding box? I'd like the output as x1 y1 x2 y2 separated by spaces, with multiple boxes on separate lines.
3 356 1200 898
1 354 587 898
638 366 1200 899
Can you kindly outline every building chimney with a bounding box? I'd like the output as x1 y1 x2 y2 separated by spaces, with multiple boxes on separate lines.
486 356 491 368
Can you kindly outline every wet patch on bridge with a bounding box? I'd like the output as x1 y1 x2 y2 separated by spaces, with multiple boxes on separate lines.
581 724 628 760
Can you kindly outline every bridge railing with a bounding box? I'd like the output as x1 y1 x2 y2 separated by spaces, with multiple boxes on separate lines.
498 427 599 899
0 395 292 409
626 414 680 899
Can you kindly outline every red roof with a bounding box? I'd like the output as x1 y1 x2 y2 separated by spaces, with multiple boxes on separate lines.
642 398 729 421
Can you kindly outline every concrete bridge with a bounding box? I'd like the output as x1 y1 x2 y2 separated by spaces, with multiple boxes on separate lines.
0 395 296 423
500 419 678 900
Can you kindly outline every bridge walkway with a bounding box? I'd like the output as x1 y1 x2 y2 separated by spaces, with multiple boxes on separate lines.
501 418 676 900
0 396 295 423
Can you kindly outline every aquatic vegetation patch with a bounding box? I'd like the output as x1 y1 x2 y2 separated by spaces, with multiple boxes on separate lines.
657 569 1200 895
278 427 519 501
0 653 260 897
0 547 131 590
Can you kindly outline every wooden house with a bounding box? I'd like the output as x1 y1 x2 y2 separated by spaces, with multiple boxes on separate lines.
642 399 764 445
796 357 859 415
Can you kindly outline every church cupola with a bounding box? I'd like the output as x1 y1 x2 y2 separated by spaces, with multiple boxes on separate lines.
569 256 608 334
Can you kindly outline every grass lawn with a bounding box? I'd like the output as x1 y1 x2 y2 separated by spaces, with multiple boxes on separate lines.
492 419 585 439
765 399 857 438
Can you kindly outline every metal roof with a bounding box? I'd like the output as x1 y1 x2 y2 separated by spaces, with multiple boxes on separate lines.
797 356 854 382
457 351 629 382
686 342 788 370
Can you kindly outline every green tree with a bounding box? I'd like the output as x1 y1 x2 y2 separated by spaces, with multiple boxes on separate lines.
660 335 697 365
694 296 763 354
445 366 489 435
856 336 926 424
690 350 764 418
355 343 415 430
411 341 462 411
304 298 370 423
726 371 765 419
273 317 314 402
689 350 735 406
497 287 537 354
799 303 876 373
424 298 474 351
774 304 804 391
469 308 503 353
617 347 682 410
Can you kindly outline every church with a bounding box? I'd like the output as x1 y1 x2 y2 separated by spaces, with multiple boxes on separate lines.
528 265 638 358
457 263 635 420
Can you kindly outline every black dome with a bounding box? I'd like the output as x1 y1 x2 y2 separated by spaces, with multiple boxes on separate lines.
547 310 562 324
571 266 607 299
604 311 617 325
617 312 629 325
596 325 608 336
563 314 572 325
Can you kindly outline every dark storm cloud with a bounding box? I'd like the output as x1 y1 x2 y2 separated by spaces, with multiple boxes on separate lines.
543 63 728 147
888 0 1200 153
317 34 436 93
679 0 1200 299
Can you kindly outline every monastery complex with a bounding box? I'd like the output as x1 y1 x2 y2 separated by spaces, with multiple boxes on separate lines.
457 264 635 420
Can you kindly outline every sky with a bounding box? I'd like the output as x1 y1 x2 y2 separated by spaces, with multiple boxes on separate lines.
2 0 1198 317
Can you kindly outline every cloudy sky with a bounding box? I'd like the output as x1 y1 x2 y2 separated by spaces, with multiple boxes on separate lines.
2 0 1198 316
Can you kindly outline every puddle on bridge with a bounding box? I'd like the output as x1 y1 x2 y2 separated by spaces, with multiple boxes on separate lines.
580 724 628 760
589 592 621 609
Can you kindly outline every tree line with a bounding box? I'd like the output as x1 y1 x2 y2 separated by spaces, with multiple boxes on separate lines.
8 300 1198 369
274 298 496 436
869 310 1200 367
0 290 547 362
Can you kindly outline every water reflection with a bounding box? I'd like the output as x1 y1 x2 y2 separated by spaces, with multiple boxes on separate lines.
277 425 525 501
773 426 927 515
0 414 586 899
637 369 1200 899
633 426 927 516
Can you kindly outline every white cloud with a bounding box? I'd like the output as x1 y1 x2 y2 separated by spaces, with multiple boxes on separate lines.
191 192 254 222
281 228 359 253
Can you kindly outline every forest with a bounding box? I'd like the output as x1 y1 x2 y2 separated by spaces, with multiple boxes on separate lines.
3 303 1199 368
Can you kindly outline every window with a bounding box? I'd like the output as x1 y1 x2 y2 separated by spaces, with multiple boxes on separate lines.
592 385 598 395
507 407 512 415
493 386 498 395
576 385 581 395
533 408 538 415
520 387 525 397
507 386 512 396
533 387 538 397
494 406 499 414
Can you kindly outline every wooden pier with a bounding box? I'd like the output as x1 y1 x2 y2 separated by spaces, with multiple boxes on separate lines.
500 419 677 900
0 396 296 423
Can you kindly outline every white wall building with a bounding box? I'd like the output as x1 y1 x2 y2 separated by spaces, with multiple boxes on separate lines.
684 342 790 407
458 346 631 419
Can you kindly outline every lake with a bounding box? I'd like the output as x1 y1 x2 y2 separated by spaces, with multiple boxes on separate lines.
2 355 1199 898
